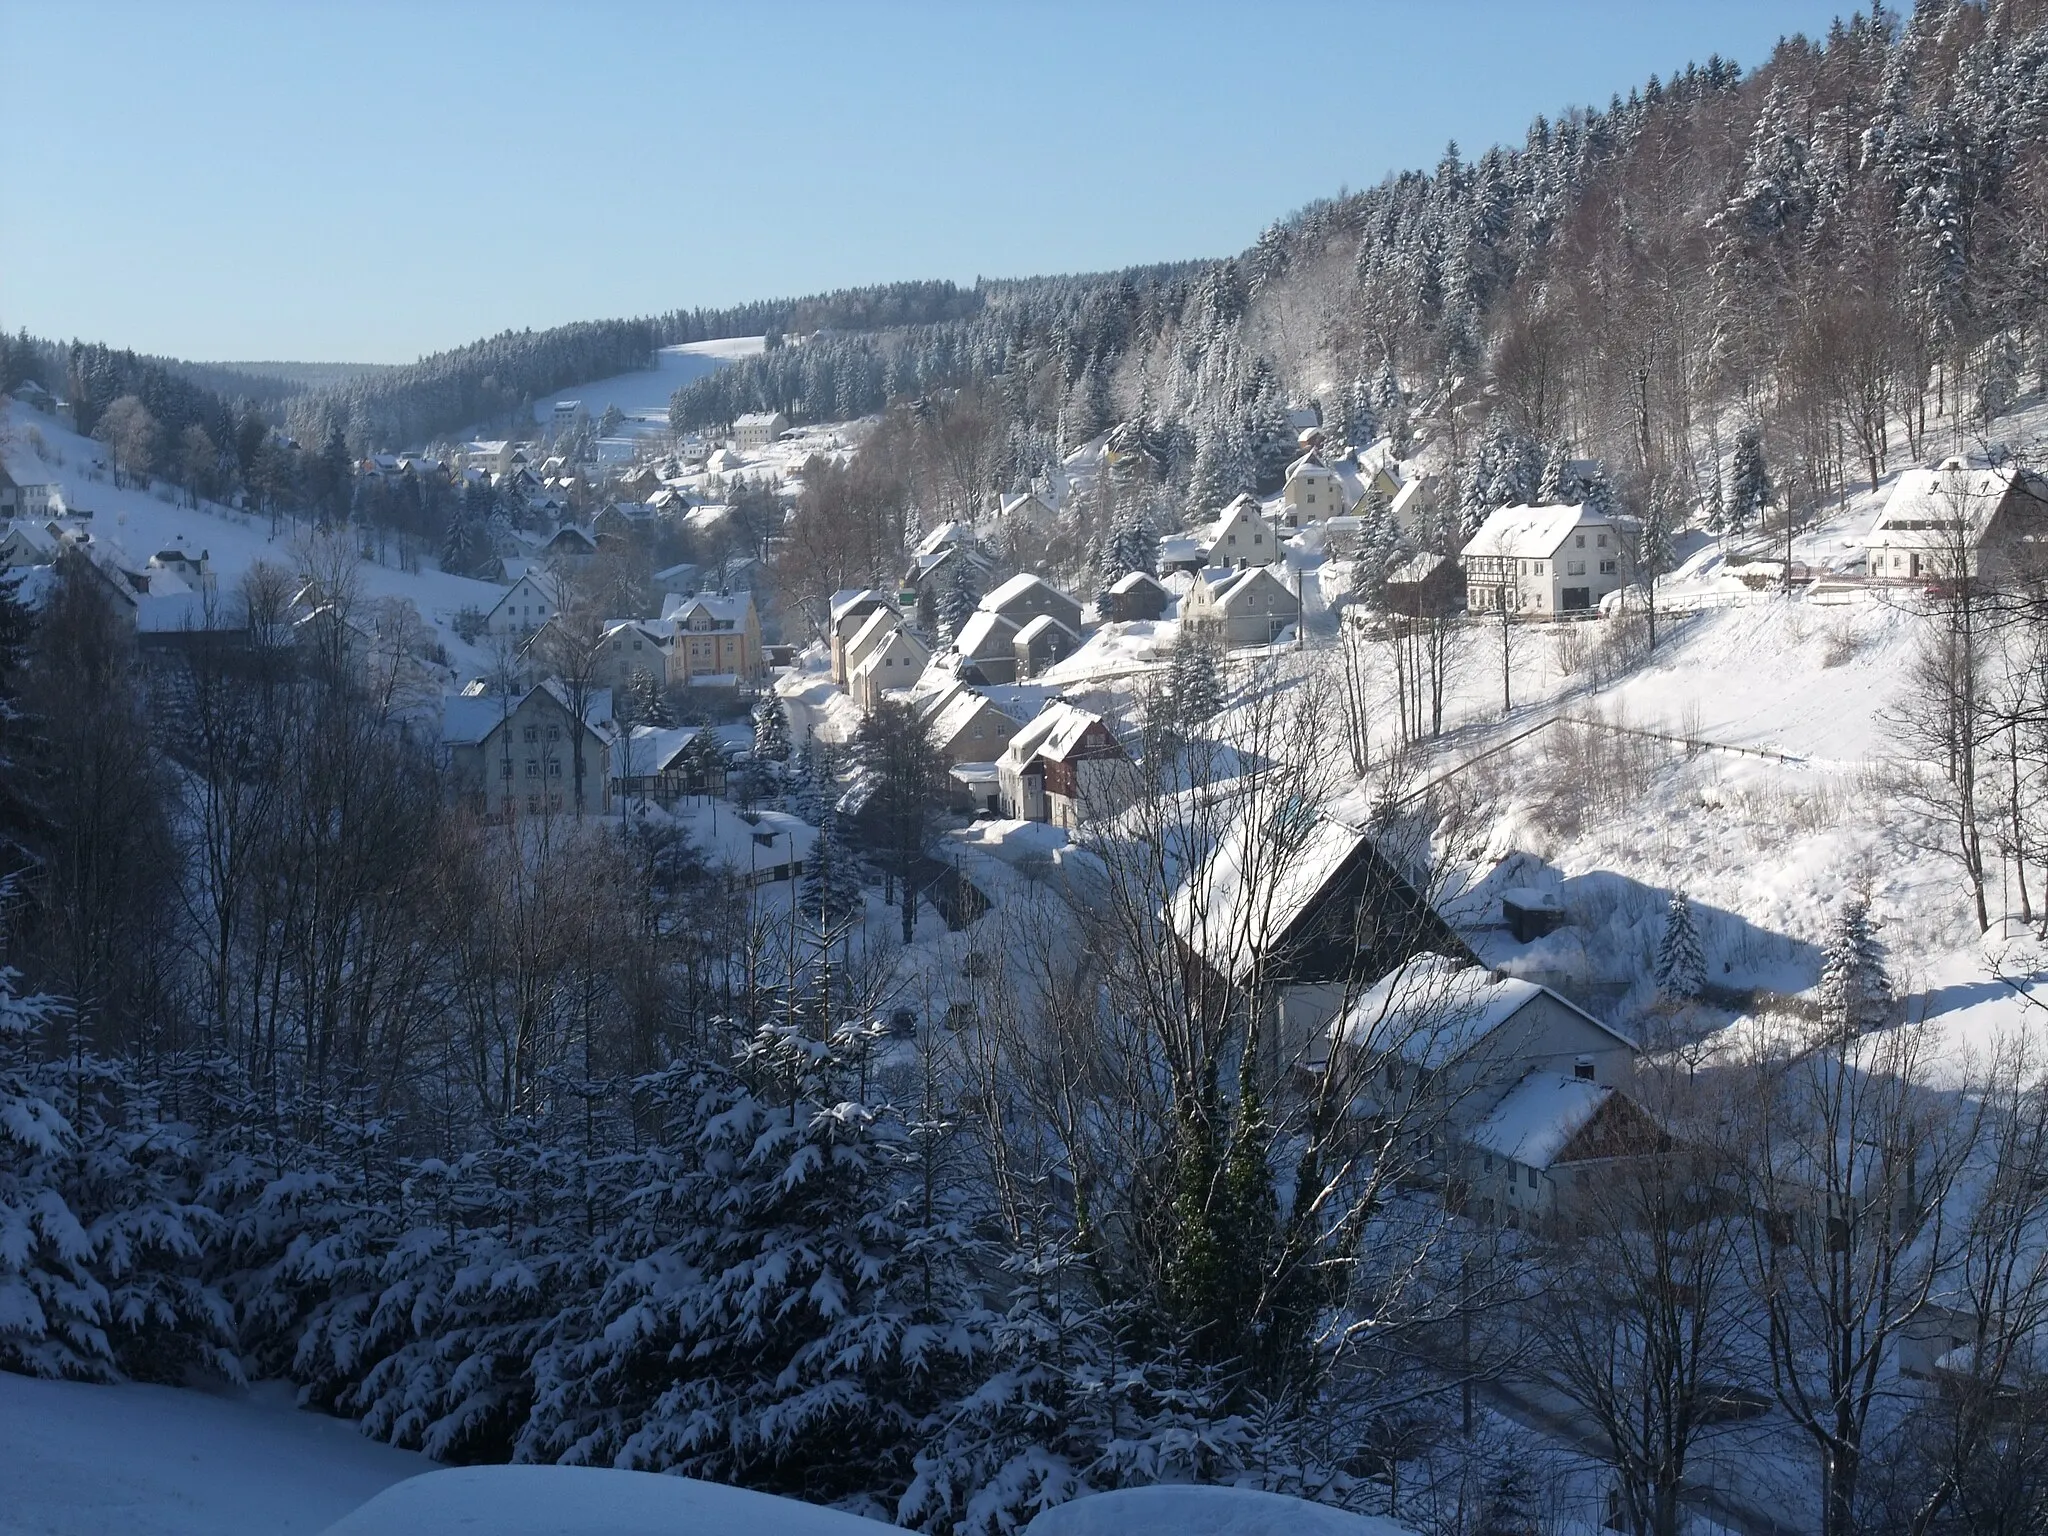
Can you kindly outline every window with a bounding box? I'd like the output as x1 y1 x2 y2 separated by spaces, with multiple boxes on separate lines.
549 761 562 777
1599 560 1617 575
1253 532 1263 544
500 761 513 779
1526 1165 1540 1190
527 794 541 813
524 726 539 743
1567 560 1586 576
547 726 560 742
1575 534 1586 548
1227 534 1237 546
1574 1061 1596 1081
1597 533 1608 548
612 639 622 651
526 758 539 777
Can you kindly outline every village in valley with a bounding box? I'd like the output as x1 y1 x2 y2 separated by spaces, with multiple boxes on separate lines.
8 6 2048 1536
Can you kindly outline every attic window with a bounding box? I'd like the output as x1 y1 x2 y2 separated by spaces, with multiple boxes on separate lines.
1575 1061 1596 1081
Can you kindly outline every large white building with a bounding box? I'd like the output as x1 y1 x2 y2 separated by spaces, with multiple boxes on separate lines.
732 412 790 450
1461 504 1629 615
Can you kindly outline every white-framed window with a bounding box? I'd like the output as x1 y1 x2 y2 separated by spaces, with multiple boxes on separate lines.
1600 560 1617 575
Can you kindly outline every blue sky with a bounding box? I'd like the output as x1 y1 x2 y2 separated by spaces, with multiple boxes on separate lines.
3 0 1857 365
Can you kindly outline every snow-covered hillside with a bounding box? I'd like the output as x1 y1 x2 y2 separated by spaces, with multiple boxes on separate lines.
1 399 509 675
534 336 765 443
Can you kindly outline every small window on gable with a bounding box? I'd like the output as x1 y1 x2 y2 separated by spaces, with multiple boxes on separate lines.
1575 534 1585 548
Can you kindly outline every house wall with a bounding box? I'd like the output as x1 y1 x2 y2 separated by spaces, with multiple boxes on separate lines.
451 694 610 819
488 576 557 639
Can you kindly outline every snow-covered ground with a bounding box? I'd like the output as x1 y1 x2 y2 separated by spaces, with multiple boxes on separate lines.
0 1372 425 1536
537 337 765 441
1 400 509 677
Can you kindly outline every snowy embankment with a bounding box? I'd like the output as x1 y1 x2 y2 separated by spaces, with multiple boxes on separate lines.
0 1369 1413 1536
0 1371 424 1536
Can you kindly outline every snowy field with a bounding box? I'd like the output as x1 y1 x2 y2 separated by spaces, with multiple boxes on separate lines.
0 1370 1424 1536
537 336 765 440
0 1372 424 1536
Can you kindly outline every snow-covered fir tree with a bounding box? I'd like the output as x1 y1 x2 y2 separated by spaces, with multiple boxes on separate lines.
625 668 673 728
939 555 982 645
802 804 865 938
1167 627 1226 729
1818 896 1890 1037
1654 891 1707 1000
1727 425 1773 534
752 693 791 765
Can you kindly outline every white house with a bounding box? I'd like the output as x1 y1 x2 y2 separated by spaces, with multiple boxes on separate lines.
1280 454 1358 526
1461 504 1628 615
842 606 905 685
829 589 895 684
1179 564 1301 647
485 571 564 641
733 412 790 450
1863 458 2048 583
1159 494 1280 572
849 626 932 713
1318 956 1639 1174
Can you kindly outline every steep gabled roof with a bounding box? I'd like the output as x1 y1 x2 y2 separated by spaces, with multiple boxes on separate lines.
954 608 1019 657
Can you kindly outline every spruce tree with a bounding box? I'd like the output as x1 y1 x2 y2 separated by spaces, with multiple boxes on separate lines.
1818 896 1889 1037
1729 425 1773 534
938 555 980 645
802 804 864 939
627 668 674 728
1168 626 1225 727
1654 891 1707 1000
751 692 791 764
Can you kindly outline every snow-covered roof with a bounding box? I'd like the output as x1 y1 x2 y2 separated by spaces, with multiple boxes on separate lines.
914 519 974 557
733 411 787 428
1108 569 1168 595
612 723 703 776
439 692 515 746
845 606 901 657
979 571 1073 613
999 700 1113 772
666 590 755 627
1334 955 1636 1068
1460 504 1605 561
1468 1070 1614 1170
1387 551 1449 585
829 587 887 625
1864 461 2048 550
930 688 1009 748
1171 813 1371 986
678 803 818 877
954 608 1019 657
1014 612 1079 646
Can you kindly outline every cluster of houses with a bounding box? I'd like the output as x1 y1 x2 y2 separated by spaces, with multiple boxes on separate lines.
1169 807 1656 1226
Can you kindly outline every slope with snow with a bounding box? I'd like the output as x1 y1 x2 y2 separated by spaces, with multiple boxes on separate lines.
536 336 765 440
2 400 509 675
0 1372 426 1536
